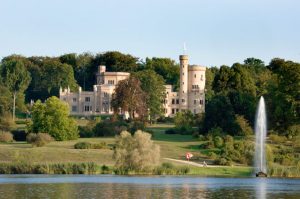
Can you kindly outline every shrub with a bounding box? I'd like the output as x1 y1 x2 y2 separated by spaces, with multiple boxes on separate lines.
208 127 223 137
213 136 224 148
269 134 287 144
30 97 79 141
287 125 300 138
114 130 160 171
27 133 54 147
94 120 129 137
0 131 14 142
74 142 92 149
235 114 253 136
129 121 145 133
0 114 15 132
92 142 107 149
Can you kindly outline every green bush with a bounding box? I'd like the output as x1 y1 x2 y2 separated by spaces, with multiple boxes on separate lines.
92 142 107 149
287 125 300 138
0 131 14 143
26 133 54 147
269 134 287 144
94 120 129 137
74 142 92 149
213 136 224 148
154 163 190 175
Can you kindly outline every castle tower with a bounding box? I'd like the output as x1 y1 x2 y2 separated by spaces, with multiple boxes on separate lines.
179 55 189 111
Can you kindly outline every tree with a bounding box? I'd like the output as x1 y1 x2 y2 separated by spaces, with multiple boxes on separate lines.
30 96 78 141
111 76 147 120
113 130 160 171
205 67 218 101
93 51 139 72
0 84 11 115
213 65 232 93
0 59 31 120
134 70 166 120
174 110 194 128
266 58 300 131
40 59 78 96
144 57 180 90
202 94 239 135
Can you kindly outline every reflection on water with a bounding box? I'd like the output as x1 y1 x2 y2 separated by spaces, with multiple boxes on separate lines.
256 178 266 199
0 175 299 199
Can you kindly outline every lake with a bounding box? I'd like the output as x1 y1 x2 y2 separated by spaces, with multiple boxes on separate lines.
0 175 299 199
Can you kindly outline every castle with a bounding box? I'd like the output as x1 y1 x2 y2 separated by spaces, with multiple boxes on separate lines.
60 54 206 117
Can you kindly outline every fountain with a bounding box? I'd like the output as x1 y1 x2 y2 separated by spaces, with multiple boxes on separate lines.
254 96 267 177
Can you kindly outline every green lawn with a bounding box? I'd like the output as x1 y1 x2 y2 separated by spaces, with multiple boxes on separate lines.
0 122 257 176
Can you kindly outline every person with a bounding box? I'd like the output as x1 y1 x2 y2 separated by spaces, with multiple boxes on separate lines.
203 161 207 167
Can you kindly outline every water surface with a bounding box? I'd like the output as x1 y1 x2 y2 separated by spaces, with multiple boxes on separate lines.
0 175 299 199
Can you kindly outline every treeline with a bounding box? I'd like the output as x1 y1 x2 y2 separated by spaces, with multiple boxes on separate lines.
203 58 300 136
0 51 179 121
0 51 299 136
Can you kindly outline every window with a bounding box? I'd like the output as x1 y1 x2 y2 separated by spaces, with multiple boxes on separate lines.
201 75 203 81
72 106 77 112
182 82 184 85
104 92 109 98
182 99 185 103
85 97 90 102
200 99 203 105
176 99 179 104
194 74 196 78
194 100 197 105
108 80 115 85
72 98 77 102
172 99 175 104
176 109 179 113
172 109 175 114
84 105 91 112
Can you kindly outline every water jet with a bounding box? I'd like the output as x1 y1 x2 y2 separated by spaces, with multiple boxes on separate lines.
254 96 267 177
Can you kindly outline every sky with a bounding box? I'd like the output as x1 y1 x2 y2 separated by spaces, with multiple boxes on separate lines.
1 0 300 66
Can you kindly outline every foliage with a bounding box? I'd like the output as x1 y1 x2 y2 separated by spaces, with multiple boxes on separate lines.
0 162 99 174
0 132 14 142
235 114 254 136
30 96 78 141
113 131 160 171
0 84 11 115
202 94 239 135
0 113 15 132
26 133 54 147
269 134 287 144
74 142 92 149
94 51 139 72
174 110 194 128
267 58 300 131
94 120 128 137
134 70 166 119
0 58 31 120
144 57 180 90
111 76 148 120
78 120 97 138
74 141 108 149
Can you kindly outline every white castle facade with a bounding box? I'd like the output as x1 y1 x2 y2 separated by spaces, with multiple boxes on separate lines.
60 54 206 117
